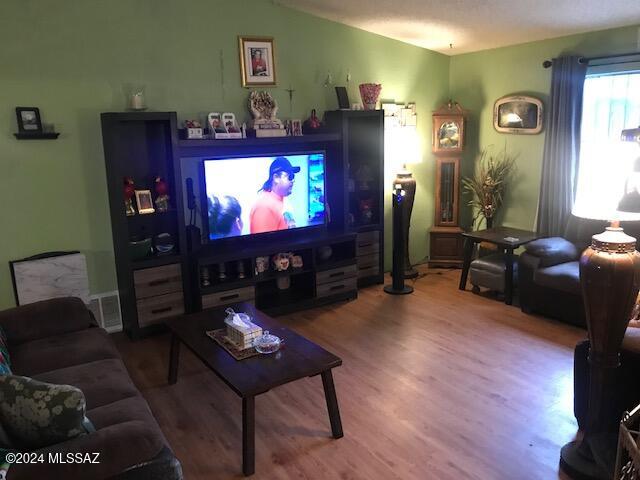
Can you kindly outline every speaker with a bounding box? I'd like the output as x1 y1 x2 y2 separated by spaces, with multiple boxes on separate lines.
384 185 413 295
186 177 196 210
186 225 201 252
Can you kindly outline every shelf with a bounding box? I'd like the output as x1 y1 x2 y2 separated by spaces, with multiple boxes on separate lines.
315 258 357 272
131 254 182 270
14 132 60 140
194 231 356 265
254 267 311 282
200 277 254 294
261 289 357 316
127 208 177 217
178 133 340 150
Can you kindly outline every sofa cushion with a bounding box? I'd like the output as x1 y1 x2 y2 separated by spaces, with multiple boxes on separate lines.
534 261 581 295
87 395 167 443
33 359 139 411
0 327 11 375
10 328 120 376
0 375 94 449
524 237 581 267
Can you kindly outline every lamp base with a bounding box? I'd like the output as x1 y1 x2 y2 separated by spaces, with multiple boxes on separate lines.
383 284 414 295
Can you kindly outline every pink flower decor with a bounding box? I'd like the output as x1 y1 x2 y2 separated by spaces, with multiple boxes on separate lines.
359 83 382 110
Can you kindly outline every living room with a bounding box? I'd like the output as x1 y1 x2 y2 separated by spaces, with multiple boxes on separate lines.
2 0 640 479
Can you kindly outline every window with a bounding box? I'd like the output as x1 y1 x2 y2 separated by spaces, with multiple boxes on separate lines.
572 71 640 220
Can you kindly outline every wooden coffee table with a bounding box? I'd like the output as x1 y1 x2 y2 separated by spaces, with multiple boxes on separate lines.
165 303 343 476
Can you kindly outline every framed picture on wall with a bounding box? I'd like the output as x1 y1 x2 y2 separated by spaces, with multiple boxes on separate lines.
15 107 43 134
238 36 276 87
135 190 155 215
493 95 543 134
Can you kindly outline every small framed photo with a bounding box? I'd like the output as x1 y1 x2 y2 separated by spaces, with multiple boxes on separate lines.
291 119 303 136
135 190 155 215
238 36 276 87
493 95 543 134
15 107 43 134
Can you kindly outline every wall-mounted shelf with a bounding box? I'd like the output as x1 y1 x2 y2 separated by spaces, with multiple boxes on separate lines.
14 132 60 140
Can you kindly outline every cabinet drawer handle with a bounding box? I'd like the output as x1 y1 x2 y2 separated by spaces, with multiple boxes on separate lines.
329 284 345 291
151 306 173 315
359 242 373 248
220 293 240 301
329 271 345 278
149 279 171 287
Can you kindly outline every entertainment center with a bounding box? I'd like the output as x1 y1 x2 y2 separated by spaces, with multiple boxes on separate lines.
101 110 384 338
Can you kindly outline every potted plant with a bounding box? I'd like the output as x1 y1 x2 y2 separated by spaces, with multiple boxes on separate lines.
462 145 517 229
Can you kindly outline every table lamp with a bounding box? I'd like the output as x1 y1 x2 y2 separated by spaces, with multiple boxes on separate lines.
560 126 640 480
386 124 422 279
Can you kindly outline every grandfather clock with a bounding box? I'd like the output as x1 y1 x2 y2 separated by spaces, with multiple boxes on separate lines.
428 101 466 268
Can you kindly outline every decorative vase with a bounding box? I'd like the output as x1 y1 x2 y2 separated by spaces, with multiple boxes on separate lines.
359 83 382 110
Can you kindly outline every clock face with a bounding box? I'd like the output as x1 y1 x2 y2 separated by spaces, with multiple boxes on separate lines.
438 121 460 149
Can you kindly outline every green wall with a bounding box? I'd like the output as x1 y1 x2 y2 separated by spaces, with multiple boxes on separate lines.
450 25 640 230
0 0 449 308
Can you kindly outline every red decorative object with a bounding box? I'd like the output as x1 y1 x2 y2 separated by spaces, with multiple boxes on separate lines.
303 109 322 133
154 176 170 212
123 177 135 216
359 83 382 110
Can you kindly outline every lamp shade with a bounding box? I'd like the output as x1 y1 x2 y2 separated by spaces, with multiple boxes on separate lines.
384 124 422 172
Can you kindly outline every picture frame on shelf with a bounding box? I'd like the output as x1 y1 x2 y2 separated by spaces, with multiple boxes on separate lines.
238 36 276 87
291 119 303 136
15 107 43 134
493 95 543 134
135 190 155 215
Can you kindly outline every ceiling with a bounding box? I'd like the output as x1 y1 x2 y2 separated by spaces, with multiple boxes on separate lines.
275 0 640 55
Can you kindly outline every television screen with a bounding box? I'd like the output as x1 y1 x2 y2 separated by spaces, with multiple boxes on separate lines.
203 152 326 240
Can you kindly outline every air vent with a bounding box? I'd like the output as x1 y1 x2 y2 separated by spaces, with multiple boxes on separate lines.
89 291 123 333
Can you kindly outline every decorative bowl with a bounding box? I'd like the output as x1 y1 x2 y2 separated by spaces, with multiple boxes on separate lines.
129 237 152 260
254 330 281 354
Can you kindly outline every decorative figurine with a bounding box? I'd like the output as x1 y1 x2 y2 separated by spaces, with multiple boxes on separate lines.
359 198 374 224
124 177 136 216
201 266 211 287
291 255 304 269
248 91 286 137
218 262 227 280
272 252 291 271
237 260 246 279
154 176 170 212
255 256 269 274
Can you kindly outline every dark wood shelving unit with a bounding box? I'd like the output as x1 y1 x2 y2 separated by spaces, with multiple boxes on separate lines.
324 110 385 287
101 110 383 337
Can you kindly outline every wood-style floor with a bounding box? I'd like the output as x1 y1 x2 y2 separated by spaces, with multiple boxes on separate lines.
114 267 585 480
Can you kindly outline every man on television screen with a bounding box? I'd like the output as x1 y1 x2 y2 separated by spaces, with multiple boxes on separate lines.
250 157 300 234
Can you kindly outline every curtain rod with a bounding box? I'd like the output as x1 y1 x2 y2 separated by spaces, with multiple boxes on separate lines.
542 51 640 68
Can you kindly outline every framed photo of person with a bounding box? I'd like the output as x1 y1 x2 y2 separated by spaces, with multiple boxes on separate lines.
135 190 155 215
238 36 276 87
15 107 43 134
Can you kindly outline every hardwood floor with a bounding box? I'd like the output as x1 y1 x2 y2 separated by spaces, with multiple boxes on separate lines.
114 267 585 479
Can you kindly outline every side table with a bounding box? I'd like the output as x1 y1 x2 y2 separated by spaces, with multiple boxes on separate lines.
458 227 540 305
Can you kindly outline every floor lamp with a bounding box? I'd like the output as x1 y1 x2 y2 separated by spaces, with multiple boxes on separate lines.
560 126 640 480
388 125 422 279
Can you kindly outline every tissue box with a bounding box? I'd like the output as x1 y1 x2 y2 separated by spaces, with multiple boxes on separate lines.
225 313 262 350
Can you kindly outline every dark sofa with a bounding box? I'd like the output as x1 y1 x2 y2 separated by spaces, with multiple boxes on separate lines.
0 297 182 480
518 217 640 328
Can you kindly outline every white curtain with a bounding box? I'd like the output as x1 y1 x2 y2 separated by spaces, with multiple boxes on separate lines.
573 72 640 220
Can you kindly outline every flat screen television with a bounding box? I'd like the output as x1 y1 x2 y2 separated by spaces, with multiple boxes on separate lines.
202 152 326 241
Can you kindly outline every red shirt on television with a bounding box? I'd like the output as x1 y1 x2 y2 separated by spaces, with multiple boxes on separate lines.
249 191 287 233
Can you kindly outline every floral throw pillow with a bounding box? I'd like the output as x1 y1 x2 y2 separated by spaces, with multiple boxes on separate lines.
0 327 11 375
0 376 94 449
